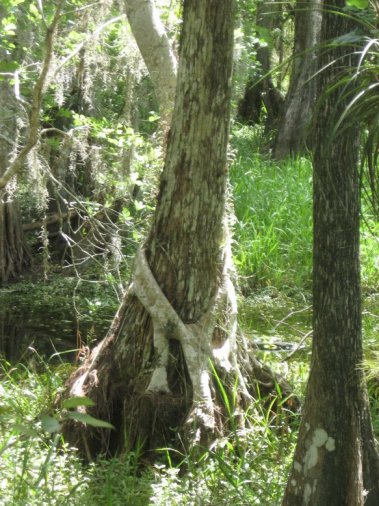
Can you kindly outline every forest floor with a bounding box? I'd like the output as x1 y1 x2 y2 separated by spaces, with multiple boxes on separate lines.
0 126 378 505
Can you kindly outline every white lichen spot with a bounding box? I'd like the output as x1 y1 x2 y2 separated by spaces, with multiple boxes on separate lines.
304 428 336 471
304 444 318 471
303 483 312 505
291 479 297 487
294 461 302 473
305 422 310 431
325 436 335 451
304 429 326 471
313 428 329 447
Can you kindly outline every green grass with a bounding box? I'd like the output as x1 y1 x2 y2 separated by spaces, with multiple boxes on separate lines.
361 219 379 291
230 125 313 296
0 358 301 505
230 124 379 295
1 124 378 505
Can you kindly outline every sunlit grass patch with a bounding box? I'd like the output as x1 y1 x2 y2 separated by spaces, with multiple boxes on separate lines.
0 356 304 506
230 125 379 295
230 126 313 294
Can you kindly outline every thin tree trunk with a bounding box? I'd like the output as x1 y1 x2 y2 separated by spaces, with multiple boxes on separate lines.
124 0 177 131
282 2 379 504
0 1 64 190
0 192 30 282
0 99 30 282
237 0 284 129
274 0 322 159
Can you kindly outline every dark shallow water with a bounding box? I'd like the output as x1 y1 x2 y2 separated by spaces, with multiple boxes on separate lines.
0 281 115 363
0 282 378 364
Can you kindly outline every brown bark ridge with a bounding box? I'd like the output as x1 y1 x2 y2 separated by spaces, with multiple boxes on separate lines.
282 2 379 504
60 0 294 459
274 0 322 159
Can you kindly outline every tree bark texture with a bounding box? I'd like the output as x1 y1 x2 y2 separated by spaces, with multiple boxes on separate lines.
274 0 322 159
61 0 293 458
0 192 30 283
282 2 379 505
124 0 177 130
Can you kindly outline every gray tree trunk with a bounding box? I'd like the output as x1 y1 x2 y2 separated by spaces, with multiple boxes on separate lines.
237 0 284 129
274 0 322 159
282 1 379 504
61 0 292 458
124 0 177 130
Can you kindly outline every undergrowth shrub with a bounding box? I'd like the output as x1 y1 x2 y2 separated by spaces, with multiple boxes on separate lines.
0 357 302 505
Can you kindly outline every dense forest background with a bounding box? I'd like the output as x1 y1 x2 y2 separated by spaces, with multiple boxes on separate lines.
0 0 379 504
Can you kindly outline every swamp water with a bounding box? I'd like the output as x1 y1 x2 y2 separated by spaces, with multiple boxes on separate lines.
0 280 378 366
0 277 117 363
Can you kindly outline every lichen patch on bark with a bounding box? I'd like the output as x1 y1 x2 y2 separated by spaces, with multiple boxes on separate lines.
304 428 336 472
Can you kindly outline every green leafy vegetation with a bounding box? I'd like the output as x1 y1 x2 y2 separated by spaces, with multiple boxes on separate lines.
230 126 313 295
1 0 379 502
0 357 301 505
1 124 378 503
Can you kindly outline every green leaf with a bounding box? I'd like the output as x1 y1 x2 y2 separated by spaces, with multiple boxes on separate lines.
0 61 18 73
12 423 39 438
332 29 364 44
255 25 272 47
62 396 95 409
148 113 160 122
40 416 61 433
134 200 145 211
346 0 368 9
66 411 114 429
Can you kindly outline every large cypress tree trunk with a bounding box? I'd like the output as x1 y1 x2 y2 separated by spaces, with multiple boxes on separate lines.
62 0 291 457
282 2 379 504
274 0 322 159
